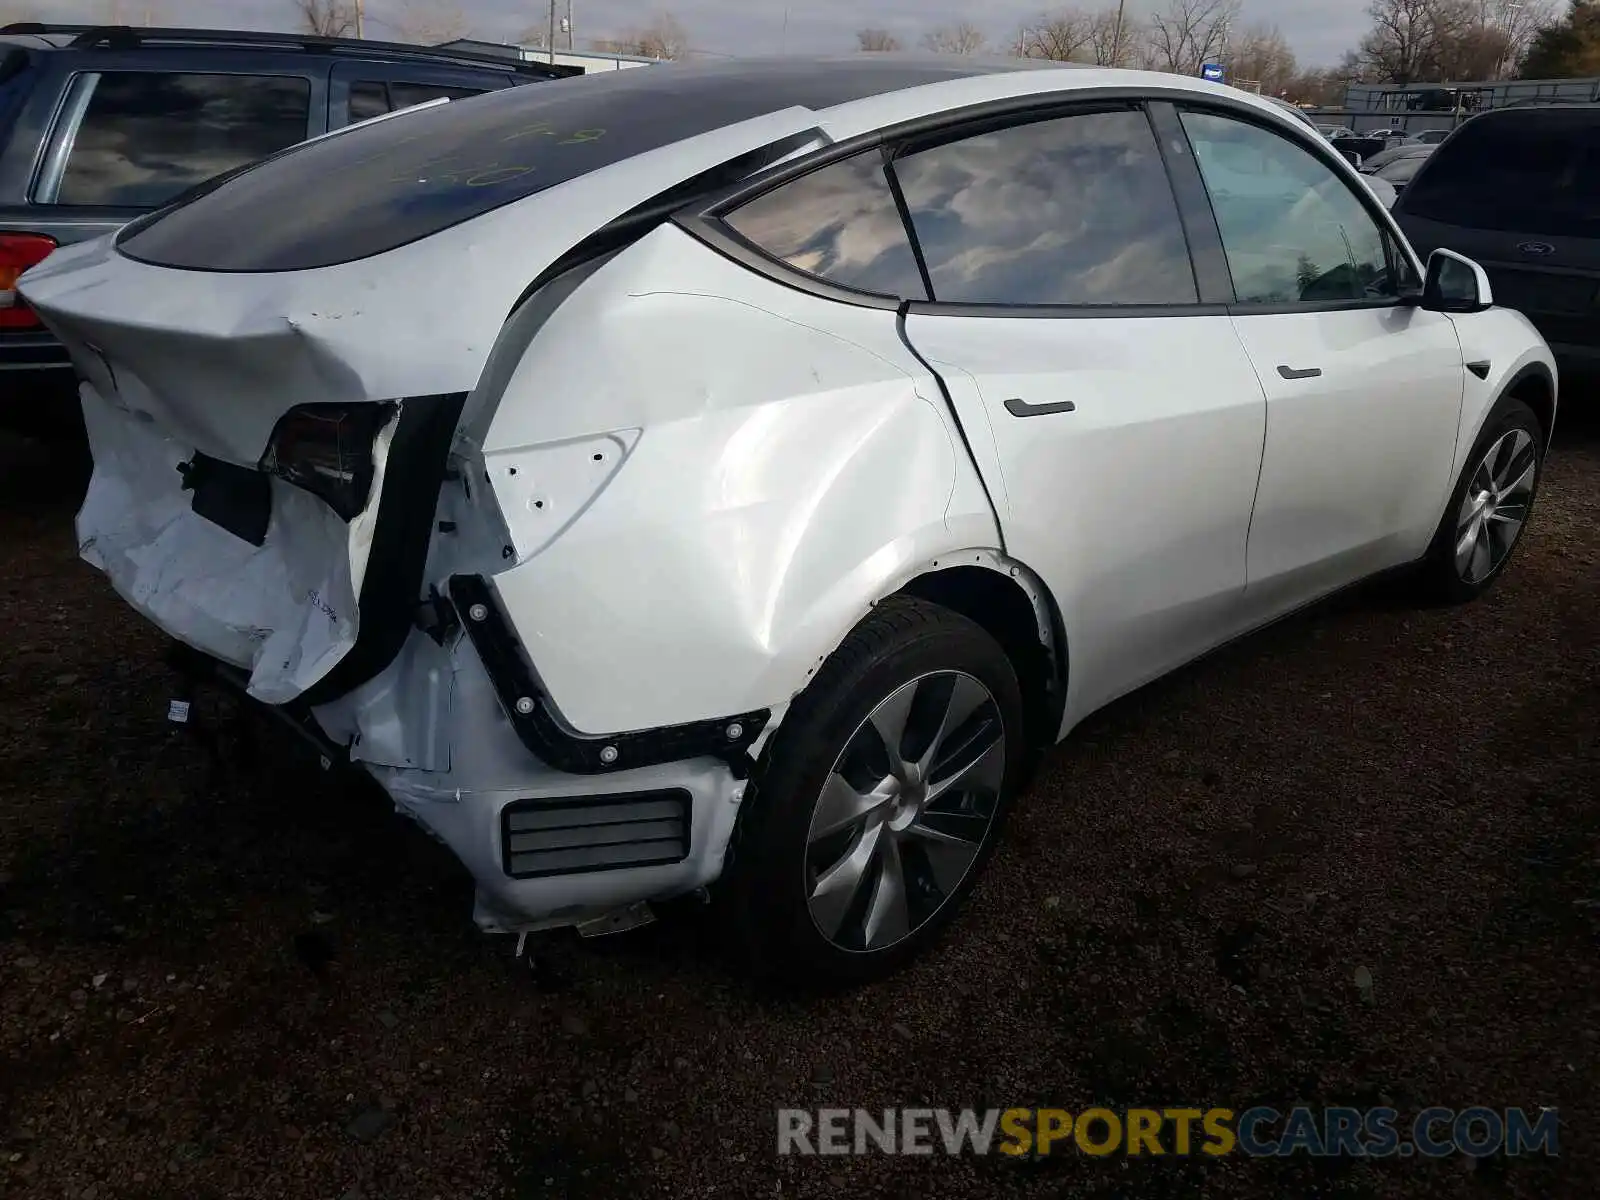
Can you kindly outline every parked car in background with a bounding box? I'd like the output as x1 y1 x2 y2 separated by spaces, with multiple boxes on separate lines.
1368 144 1435 196
1362 140 1430 173
1414 128 1452 144
21 58 1555 983
1332 136 1389 167
1318 123 1354 139
0 23 575 440
1395 104 1600 377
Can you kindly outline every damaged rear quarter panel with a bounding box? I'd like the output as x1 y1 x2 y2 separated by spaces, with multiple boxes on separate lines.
471 224 1001 735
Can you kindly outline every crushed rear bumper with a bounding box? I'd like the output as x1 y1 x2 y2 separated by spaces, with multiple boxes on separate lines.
169 627 751 934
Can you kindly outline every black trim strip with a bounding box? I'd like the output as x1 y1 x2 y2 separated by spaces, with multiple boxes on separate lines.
299 392 467 707
1277 365 1323 381
903 300 1229 320
880 145 935 303
448 573 770 776
1147 100 1236 305
1230 296 1406 317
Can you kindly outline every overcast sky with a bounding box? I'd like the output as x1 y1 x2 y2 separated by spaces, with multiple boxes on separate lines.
17 1 1372 68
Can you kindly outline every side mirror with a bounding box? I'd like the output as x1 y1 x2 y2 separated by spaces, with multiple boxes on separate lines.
1413 248 1494 313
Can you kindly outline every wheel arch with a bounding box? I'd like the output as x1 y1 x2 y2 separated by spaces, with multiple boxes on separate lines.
893 555 1068 752
1501 361 1557 449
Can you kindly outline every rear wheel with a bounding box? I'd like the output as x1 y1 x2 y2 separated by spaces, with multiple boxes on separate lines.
1414 397 1544 604
722 596 1027 986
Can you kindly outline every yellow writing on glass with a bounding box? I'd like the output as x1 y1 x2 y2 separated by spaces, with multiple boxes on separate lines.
391 128 608 188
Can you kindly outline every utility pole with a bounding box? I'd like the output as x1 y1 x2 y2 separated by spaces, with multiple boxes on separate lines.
548 0 557 63
1496 1 1524 79
1112 0 1127 67
354 0 364 39
566 0 574 50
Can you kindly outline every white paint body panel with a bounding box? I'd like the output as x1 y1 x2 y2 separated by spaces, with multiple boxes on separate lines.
1442 307 1559 469
475 224 999 733
903 312 1268 728
1232 306 1466 605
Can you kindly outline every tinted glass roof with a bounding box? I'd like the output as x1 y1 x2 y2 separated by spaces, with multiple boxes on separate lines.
120 55 1053 273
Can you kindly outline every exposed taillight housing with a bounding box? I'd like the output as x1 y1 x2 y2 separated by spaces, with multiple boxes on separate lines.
0 232 57 330
259 402 396 521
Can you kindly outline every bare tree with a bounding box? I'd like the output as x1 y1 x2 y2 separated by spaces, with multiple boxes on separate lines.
857 27 902 52
1227 23 1299 94
591 12 690 59
1356 0 1485 84
393 0 469 45
1087 5 1143 65
297 0 359 38
1013 11 1095 61
922 22 987 54
1145 0 1241 75
1476 0 1557 77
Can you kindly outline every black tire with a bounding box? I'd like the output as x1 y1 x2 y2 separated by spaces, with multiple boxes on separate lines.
1414 396 1544 605
720 595 1028 987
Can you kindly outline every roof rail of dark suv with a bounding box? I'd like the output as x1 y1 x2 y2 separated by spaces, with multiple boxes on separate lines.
0 22 582 79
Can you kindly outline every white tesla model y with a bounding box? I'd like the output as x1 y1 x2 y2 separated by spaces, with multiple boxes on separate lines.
20 57 1556 983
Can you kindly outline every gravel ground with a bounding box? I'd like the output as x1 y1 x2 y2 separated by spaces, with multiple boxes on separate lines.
1 410 1596 1200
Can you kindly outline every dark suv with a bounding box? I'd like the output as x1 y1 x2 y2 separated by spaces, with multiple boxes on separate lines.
0 24 575 438
1394 105 1600 377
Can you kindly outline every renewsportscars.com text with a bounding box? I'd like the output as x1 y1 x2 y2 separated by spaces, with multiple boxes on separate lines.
777 1105 1560 1158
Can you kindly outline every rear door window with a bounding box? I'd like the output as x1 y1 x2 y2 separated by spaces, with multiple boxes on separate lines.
893 108 1199 306
53 72 311 208
345 79 492 125
1399 111 1600 237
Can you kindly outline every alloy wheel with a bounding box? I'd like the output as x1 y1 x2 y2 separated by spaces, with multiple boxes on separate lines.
1455 428 1537 585
804 671 1006 953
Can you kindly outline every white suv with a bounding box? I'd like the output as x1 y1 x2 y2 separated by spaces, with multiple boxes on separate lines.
21 57 1556 983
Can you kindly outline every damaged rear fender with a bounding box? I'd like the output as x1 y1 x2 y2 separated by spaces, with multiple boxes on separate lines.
457 223 1007 738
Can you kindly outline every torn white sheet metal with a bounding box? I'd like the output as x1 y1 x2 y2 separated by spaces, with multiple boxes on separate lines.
77 385 380 703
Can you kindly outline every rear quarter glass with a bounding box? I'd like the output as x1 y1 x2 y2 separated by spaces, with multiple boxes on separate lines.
117 57 1038 273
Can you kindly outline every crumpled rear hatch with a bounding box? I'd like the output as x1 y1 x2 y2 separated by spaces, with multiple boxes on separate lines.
17 88 826 707
24 236 447 704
